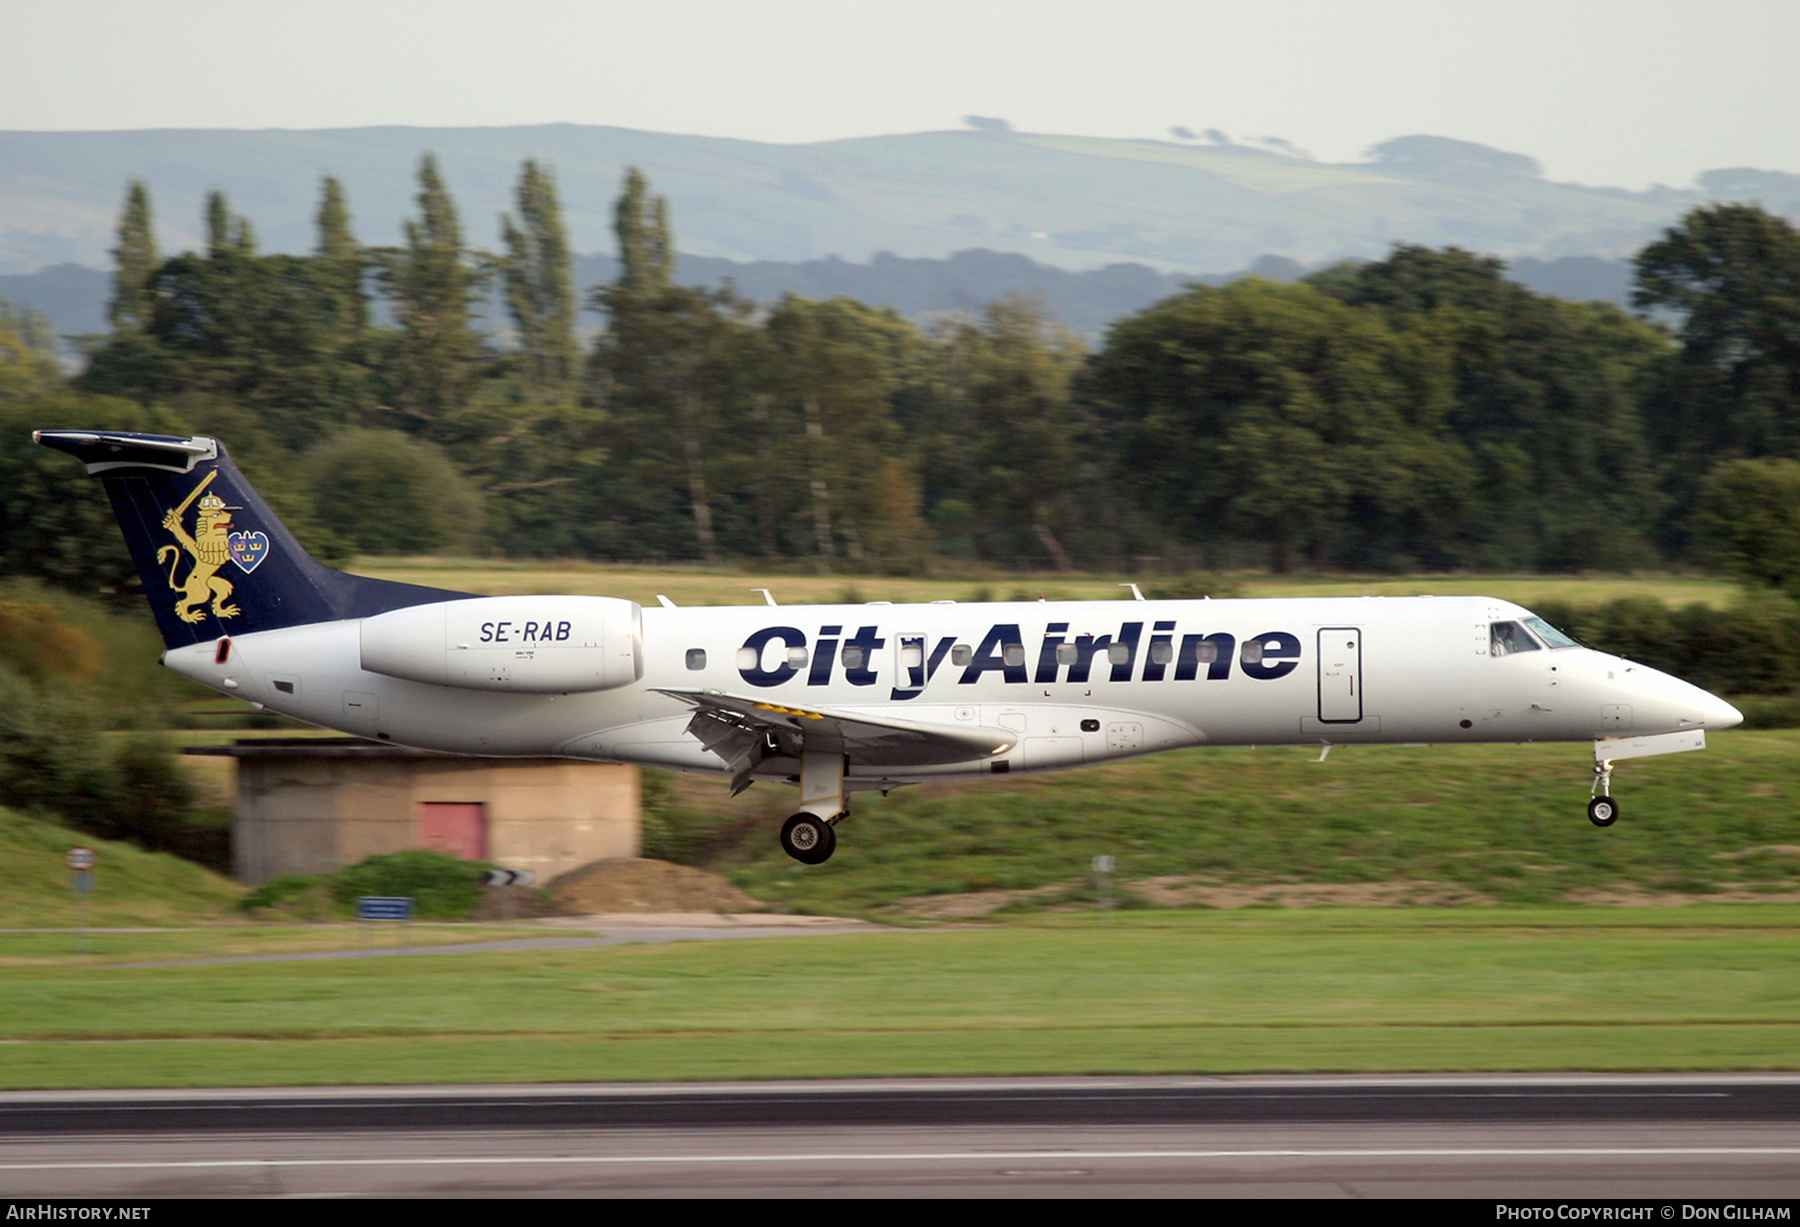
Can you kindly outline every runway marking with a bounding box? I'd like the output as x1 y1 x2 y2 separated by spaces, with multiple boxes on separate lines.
6 1148 1800 1172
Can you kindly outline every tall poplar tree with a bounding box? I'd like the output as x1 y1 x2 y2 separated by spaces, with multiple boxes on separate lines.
501 159 577 402
610 166 672 295
204 189 255 257
377 154 482 435
314 175 366 338
591 167 736 564
107 181 158 332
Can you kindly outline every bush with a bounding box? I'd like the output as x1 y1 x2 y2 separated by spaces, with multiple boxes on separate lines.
302 429 483 556
237 874 334 918
327 849 494 919
1534 592 1800 698
239 851 497 920
0 664 197 848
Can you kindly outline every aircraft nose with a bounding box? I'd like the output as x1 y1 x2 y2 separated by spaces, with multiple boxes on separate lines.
1702 691 1744 731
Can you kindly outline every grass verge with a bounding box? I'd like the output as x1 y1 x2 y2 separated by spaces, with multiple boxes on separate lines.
1 907 1797 1088
652 731 1800 917
0 807 241 927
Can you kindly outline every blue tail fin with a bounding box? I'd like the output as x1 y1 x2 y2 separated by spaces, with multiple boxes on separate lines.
35 430 472 650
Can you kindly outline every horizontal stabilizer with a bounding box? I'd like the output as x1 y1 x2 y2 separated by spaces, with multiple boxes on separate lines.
35 429 471 648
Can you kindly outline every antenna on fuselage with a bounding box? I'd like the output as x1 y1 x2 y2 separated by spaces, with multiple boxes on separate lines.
656 595 677 609
1120 583 1146 602
753 588 777 606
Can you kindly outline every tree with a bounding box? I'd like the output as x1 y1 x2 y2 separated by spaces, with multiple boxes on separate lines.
763 295 927 570
611 166 672 295
1313 245 1666 570
314 175 367 341
933 297 1083 569
301 429 483 555
590 168 744 564
1635 205 1800 547
205 188 254 258
1087 277 1469 572
501 160 578 403
1700 457 1800 596
375 154 483 436
108 181 159 333
0 303 58 403
0 394 189 603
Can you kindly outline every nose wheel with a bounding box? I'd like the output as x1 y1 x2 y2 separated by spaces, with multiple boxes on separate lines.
780 812 839 864
1588 756 1619 827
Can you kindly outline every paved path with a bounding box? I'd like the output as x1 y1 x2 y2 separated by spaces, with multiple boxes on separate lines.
89 913 886 968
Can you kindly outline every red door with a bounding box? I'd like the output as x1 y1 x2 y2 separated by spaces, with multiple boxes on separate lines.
418 802 486 860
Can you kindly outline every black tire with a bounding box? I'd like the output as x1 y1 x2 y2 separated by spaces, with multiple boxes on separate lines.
1588 796 1619 828
780 813 836 864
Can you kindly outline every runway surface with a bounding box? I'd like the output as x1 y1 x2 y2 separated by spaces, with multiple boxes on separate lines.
3 1075 1799 1197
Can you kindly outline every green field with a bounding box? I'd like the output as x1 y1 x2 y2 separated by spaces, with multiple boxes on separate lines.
6 731 1798 1090
663 731 1800 917
3 908 1798 1088
0 807 242 928
348 558 1741 611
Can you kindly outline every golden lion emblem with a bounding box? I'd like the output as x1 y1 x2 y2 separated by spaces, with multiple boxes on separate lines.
157 471 240 624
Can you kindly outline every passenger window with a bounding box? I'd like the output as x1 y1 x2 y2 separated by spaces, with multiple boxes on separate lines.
1003 643 1027 667
1490 621 1539 657
786 644 809 668
1241 641 1263 664
685 649 706 671
842 646 865 669
899 645 922 668
1195 641 1218 664
952 645 973 667
1149 642 1173 665
736 646 758 670
1107 643 1131 664
1056 643 1078 665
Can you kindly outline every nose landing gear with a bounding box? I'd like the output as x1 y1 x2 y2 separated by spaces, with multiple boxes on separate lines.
1588 756 1619 828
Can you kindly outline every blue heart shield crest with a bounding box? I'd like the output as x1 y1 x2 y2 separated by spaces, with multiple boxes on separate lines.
228 530 270 573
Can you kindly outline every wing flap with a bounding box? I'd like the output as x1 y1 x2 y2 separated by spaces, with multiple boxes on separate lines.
655 688 1016 768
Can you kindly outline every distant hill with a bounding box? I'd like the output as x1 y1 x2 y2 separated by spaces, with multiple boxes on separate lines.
3 247 1640 360
0 123 1751 281
0 263 108 338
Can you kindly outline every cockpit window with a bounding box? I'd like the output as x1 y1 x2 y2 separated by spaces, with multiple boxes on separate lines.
1490 621 1540 656
1522 616 1578 649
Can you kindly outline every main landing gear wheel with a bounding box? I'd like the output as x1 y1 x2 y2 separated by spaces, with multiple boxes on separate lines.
780 813 838 864
1588 796 1619 828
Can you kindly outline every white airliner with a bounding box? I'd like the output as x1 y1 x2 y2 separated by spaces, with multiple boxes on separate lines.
39 430 1743 864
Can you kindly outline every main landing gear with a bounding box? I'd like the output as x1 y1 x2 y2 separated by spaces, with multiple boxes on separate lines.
1588 755 1619 828
780 812 839 864
779 748 847 864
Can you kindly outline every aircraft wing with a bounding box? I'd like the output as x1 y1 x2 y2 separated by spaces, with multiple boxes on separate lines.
653 688 1016 787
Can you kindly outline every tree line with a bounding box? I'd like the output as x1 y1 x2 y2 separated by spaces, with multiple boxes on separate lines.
3 156 1800 599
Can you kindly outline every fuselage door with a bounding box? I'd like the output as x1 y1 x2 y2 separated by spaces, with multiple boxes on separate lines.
896 633 927 691
1317 627 1363 723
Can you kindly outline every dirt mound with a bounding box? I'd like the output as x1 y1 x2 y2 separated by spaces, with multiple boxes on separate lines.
549 858 759 914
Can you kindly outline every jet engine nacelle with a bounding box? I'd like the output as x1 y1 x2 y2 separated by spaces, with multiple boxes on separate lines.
360 596 643 693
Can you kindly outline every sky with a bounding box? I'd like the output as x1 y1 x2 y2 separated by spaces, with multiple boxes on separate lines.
4 0 1797 191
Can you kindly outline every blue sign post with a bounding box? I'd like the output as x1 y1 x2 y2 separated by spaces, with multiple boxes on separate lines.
355 896 414 949
355 896 414 921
